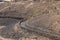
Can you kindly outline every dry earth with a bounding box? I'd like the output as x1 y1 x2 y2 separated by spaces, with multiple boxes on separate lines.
0 0 60 40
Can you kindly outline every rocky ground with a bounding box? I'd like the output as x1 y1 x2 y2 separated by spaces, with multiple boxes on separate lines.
0 0 60 40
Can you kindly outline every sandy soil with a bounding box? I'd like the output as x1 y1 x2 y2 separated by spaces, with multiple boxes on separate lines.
0 0 60 40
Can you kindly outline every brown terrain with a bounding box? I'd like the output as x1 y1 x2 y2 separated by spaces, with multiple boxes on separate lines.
0 0 60 40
